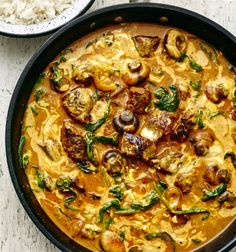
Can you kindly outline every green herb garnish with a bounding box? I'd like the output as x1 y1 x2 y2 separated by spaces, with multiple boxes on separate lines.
197 110 205 129
18 135 26 168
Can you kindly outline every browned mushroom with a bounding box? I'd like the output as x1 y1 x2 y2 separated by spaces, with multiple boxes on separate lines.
122 59 150 86
113 110 139 133
165 29 187 60
205 83 229 103
103 150 126 176
72 67 94 86
189 129 215 156
132 35 160 57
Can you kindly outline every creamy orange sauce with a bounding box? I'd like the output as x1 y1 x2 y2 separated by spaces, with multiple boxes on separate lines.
20 23 236 252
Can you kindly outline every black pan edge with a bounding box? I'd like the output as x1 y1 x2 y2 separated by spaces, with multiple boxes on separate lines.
0 0 95 38
5 3 236 252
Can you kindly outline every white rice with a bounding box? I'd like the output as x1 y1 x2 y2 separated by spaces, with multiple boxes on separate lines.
0 0 73 25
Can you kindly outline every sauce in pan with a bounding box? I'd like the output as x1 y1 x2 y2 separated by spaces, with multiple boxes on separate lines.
19 23 236 252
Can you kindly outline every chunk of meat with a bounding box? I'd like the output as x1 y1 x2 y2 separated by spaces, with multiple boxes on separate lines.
171 109 196 142
205 83 229 103
38 139 62 161
132 35 160 57
61 121 86 161
62 87 93 123
141 112 176 141
189 129 215 156
126 87 151 114
120 133 146 158
100 231 126 252
174 170 195 194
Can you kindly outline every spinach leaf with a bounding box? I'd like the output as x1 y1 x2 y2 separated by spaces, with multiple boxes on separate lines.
56 177 73 193
156 180 168 192
98 199 120 223
155 183 209 216
77 160 97 174
145 232 176 252
50 65 64 85
104 217 114 229
85 100 111 132
109 185 124 200
30 105 38 116
197 110 205 129
35 88 46 103
115 190 158 214
95 134 118 146
85 132 97 165
192 239 202 244
64 193 79 211
153 85 179 112
189 60 203 72
202 183 227 201
18 135 26 168
22 154 29 169
36 169 45 189
224 151 236 168
190 80 201 91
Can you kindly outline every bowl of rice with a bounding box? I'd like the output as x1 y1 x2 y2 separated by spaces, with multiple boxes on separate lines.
0 0 95 37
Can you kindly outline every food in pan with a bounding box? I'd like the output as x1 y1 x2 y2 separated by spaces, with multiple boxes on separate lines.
19 23 236 251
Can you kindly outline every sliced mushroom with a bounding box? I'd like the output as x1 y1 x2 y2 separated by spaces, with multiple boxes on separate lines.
43 173 55 191
103 150 127 176
205 83 229 103
132 35 160 57
113 110 139 133
38 139 62 161
61 121 86 161
62 87 93 123
122 59 150 86
100 231 126 252
189 129 215 156
165 29 187 60
165 187 182 210
126 87 151 114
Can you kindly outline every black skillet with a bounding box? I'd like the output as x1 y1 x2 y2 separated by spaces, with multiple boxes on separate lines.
5 3 236 252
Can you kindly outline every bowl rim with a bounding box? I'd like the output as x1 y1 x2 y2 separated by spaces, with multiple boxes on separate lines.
0 0 95 38
5 2 236 252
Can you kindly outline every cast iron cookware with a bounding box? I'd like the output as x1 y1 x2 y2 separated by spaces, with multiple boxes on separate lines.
5 3 236 252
